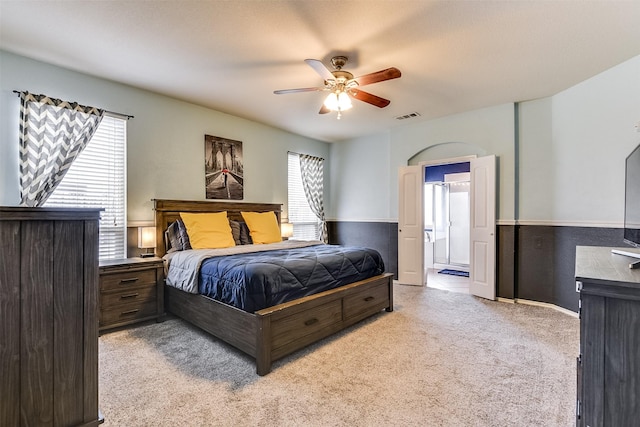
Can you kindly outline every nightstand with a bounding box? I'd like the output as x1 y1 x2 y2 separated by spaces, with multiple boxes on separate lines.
99 257 164 332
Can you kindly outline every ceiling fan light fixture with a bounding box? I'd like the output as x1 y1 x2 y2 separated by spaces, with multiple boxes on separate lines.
275 57 400 119
323 91 352 112
338 92 352 110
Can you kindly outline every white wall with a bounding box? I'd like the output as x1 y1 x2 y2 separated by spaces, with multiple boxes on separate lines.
0 51 329 222
330 103 515 222
519 55 640 226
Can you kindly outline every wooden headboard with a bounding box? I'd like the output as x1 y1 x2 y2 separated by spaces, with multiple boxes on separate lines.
153 199 282 257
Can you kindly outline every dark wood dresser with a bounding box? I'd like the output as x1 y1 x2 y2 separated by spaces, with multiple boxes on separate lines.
99 257 164 332
0 207 103 426
575 245 640 427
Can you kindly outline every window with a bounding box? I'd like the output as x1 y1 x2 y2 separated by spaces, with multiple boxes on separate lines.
45 114 127 260
288 152 320 240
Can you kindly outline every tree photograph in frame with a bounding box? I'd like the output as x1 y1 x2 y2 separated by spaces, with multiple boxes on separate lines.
204 135 244 200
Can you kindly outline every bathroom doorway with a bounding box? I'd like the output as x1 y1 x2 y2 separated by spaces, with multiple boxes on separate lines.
424 165 470 293
398 154 495 300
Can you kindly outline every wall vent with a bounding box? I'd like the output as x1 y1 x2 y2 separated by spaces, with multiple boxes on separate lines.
395 112 421 120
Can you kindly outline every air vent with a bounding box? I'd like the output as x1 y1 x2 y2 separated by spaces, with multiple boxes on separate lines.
395 112 421 120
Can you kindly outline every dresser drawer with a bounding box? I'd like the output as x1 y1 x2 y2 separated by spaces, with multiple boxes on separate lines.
100 284 157 310
100 268 157 291
343 282 389 320
100 299 158 327
271 299 342 351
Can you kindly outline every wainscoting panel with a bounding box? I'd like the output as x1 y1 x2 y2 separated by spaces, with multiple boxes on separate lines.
518 225 623 312
497 225 516 300
327 221 398 280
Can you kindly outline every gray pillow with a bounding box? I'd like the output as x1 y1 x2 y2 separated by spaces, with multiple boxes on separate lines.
239 221 253 245
166 219 191 252
229 220 242 246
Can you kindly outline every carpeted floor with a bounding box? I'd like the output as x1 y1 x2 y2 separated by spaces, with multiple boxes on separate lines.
98 284 579 426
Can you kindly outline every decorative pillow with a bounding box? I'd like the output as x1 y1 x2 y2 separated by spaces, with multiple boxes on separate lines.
165 219 191 252
238 221 253 245
179 212 236 249
240 211 281 244
228 220 242 246
165 222 177 253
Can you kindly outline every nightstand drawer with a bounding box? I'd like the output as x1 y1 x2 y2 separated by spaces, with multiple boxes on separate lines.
100 269 157 291
101 285 157 309
100 299 158 327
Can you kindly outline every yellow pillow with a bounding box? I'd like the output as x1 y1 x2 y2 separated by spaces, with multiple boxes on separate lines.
240 211 281 244
179 212 236 249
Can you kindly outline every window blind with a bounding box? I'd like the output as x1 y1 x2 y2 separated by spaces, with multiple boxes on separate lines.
45 114 127 260
288 152 320 240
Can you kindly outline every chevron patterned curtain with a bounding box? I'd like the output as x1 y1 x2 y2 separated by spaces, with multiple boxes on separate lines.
19 92 105 207
299 154 327 243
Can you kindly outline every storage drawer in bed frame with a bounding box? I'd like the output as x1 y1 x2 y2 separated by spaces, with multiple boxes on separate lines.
343 281 390 321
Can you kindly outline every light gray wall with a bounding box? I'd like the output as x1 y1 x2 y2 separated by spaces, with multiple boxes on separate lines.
328 131 391 221
518 55 640 226
3 49 638 229
0 51 329 222
329 54 640 226
329 103 516 222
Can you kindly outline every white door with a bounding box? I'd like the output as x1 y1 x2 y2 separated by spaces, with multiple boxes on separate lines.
398 166 424 286
469 155 496 300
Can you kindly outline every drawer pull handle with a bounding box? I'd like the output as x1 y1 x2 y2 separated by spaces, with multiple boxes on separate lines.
120 309 139 316
120 293 139 299
120 278 139 284
304 318 318 326
364 296 375 302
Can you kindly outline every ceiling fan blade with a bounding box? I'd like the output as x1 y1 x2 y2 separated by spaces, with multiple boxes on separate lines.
319 104 330 114
305 59 335 81
353 67 401 86
350 89 391 108
274 87 324 95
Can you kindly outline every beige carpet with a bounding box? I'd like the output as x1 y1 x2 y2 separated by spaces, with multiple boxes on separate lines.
99 284 579 426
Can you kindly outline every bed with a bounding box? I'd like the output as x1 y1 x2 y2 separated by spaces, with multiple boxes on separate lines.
154 199 393 375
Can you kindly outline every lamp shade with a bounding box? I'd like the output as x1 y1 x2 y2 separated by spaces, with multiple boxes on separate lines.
280 222 294 239
337 92 352 110
324 92 339 110
138 226 156 249
324 91 352 112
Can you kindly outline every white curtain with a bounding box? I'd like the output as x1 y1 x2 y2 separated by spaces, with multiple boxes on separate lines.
299 154 327 243
19 92 104 207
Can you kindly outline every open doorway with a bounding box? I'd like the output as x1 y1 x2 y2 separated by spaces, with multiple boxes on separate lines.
398 154 495 300
424 163 471 294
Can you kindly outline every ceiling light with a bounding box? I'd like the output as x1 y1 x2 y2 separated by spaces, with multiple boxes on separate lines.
324 91 352 119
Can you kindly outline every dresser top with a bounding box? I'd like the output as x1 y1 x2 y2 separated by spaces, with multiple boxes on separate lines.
575 246 640 285
0 206 102 220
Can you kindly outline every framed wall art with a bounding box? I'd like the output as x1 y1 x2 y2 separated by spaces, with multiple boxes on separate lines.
204 134 244 200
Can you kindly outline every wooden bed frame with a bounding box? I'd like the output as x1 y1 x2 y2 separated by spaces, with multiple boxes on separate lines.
154 199 393 375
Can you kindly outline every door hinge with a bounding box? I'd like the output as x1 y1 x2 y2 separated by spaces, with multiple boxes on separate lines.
576 281 583 292
576 399 581 419
578 298 582 319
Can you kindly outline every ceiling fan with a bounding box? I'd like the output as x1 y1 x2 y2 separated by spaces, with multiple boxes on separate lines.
274 56 401 119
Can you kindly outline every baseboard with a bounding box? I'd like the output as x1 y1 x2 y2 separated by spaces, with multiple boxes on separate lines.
512 298 578 318
404 289 578 317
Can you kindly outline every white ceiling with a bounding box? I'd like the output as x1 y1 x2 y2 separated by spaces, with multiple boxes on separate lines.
1 1 639 143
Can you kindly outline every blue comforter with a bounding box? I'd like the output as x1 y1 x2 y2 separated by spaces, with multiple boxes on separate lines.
198 244 385 312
